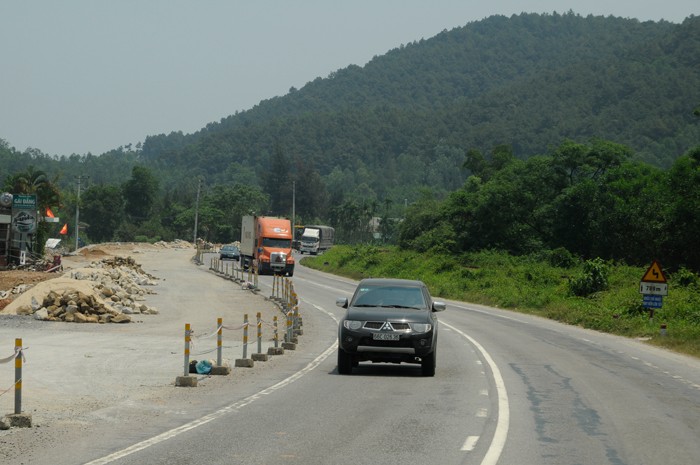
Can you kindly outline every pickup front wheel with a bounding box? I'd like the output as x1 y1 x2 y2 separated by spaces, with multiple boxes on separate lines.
337 348 353 374
421 350 436 377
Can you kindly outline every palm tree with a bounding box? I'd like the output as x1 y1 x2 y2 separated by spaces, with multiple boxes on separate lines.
4 165 61 209
3 165 62 256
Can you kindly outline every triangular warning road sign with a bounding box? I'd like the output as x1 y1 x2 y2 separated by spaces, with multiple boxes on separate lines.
641 260 667 283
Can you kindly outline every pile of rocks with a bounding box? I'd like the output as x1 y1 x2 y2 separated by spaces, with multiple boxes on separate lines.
24 290 134 324
0 284 30 299
16 255 160 324
154 239 192 249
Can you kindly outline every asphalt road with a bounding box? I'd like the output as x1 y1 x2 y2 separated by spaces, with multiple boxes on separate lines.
2 248 699 465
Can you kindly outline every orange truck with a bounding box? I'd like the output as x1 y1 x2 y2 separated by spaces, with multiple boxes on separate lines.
240 215 295 276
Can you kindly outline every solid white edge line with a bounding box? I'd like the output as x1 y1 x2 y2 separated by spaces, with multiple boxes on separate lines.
442 321 509 465
84 310 339 465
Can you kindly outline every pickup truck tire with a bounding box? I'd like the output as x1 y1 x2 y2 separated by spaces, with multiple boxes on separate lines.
421 349 436 377
337 348 353 375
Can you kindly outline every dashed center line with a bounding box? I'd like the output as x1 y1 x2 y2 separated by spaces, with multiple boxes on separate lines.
462 435 480 451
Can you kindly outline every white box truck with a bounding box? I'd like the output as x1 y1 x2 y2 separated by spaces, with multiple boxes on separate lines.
299 225 334 255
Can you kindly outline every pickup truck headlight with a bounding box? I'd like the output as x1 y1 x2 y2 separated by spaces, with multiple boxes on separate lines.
410 323 432 333
343 320 363 330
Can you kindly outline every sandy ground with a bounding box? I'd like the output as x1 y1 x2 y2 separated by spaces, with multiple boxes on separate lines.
0 242 300 454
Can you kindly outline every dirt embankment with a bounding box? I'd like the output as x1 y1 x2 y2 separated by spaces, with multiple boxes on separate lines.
0 241 191 313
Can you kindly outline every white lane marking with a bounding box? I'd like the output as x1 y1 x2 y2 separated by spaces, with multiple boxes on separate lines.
476 408 488 418
84 338 338 464
442 321 510 465
461 435 480 451
449 302 520 322
454 301 700 392
292 274 355 293
312 303 339 322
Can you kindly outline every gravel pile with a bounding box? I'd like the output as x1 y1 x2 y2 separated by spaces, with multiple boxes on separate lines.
6 255 160 323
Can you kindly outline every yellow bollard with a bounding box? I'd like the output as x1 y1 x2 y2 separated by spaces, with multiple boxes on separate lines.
14 338 22 414
184 324 192 376
242 314 249 359
217 317 223 366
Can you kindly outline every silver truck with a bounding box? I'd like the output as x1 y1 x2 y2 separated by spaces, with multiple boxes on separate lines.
299 225 334 255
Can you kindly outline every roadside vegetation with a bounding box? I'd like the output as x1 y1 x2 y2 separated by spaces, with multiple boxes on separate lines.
303 245 700 358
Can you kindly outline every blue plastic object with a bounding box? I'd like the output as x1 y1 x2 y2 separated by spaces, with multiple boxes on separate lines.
195 359 212 374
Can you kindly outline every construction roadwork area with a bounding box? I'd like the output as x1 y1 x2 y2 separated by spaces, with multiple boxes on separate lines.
0 242 302 462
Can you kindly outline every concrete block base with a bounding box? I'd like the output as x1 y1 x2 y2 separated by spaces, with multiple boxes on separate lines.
175 375 198 387
4 413 32 428
267 347 284 356
210 365 231 375
235 358 254 368
282 342 297 350
252 353 269 362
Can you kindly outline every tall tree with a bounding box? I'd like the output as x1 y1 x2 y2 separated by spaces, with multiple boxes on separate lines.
293 160 328 220
663 147 700 270
81 185 125 242
3 165 61 210
122 166 159 225
261 144 292 216
3 165 62 253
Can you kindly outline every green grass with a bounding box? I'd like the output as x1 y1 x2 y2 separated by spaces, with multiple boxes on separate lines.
304 245 700 358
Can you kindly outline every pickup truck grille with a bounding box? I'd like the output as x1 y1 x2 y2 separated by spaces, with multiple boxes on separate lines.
363 321 411 331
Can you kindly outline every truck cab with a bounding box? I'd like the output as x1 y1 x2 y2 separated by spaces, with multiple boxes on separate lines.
299 228 321 254
299 225 334 255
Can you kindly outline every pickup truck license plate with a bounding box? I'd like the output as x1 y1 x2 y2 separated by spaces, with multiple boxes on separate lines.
373 333 399 341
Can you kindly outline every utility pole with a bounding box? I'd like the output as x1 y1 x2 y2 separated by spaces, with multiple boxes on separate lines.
75 176 88 251
292 180 296 243
193 178 202 245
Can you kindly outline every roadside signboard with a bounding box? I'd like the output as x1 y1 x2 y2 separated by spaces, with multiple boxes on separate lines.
11 194 38 234
640 260 667 283
640 260 668 308
642 294 663 309
639 281 668 296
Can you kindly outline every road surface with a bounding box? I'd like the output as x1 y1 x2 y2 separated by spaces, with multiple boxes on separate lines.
1 248 698 464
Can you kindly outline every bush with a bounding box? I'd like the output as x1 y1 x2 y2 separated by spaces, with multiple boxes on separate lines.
568 258 610 297
548 247 577 268
410 222 456 254
673 267 698 287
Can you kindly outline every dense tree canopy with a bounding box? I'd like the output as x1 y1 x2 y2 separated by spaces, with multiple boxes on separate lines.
1 13 699 269
81 185 125 242
398 140 700 270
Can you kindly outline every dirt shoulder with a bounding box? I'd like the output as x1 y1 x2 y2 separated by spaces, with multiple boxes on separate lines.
0 242 296 445
0 242 166 312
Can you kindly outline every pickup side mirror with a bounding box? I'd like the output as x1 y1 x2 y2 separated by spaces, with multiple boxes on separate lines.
432 301 446 312
336 297 349 309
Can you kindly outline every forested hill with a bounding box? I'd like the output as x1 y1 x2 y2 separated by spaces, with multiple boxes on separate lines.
139 12 700 189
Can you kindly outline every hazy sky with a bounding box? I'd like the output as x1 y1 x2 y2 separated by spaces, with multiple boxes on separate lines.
1 1 696 156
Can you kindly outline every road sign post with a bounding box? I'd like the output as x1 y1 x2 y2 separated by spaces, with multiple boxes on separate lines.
639 260 668 320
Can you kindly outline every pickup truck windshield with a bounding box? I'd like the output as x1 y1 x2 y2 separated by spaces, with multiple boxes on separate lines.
352 286 426 309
